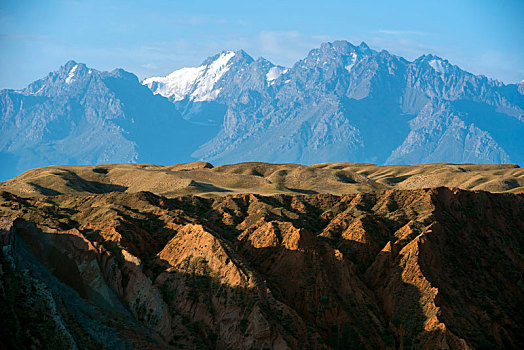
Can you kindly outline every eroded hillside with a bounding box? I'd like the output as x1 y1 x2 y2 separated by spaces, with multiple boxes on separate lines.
1 187 523 349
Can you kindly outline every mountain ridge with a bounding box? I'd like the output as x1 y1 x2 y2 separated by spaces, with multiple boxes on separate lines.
1 40 523 181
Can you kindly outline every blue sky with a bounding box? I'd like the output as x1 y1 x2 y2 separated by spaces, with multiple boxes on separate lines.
1 0 523 89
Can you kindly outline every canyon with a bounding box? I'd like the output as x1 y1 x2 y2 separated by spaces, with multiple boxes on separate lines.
1 162 523 349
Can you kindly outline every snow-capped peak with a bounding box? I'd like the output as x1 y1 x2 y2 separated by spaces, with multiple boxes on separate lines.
143 51 236 101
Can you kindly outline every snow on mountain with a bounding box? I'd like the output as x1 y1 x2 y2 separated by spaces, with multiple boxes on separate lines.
143 51 236 101
266 67 287 82
188 41 523 167
65 64 79 84
428 58 447 74
0 61 220 180
344 52 358 72
2 40 524 182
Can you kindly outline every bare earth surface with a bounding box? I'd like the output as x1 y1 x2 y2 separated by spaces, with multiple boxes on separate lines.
1 161 523 198
1 162 523 349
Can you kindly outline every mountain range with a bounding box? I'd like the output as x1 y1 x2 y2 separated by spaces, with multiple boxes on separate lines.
1 40 524 180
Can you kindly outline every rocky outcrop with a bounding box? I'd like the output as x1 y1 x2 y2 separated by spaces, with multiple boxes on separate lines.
0 187 523 349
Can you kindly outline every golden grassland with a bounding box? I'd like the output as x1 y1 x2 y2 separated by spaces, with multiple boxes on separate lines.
2 161 523 198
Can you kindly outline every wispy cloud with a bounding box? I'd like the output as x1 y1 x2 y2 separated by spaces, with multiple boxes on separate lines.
0 33 69 53
258 31 330 55
147 13 228 26
368 29 439 61
377 29 427 36
140 63 158 70
457 50 524 83
0 34 53 42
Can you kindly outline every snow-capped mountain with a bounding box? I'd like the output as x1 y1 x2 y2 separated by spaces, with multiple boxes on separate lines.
0 61 218 180
148 41 522 166
143 50 287 102
1 41 523 180
143 51 237 101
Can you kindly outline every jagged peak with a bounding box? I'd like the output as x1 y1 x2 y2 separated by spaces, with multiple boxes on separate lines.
63 59 78 68
413 54 454 74
254 56 283 72
415 53 445 63
143 50 238 101
60 60 88 73
227 49 255 66
319 40 355 54
357 42 375 56
358 41 370 50
377 49 392 57
104 68 139 82
309 40 375 59
233 49 254 61
21 60 94 95
255 56 272 65
201 50 237 66
297 40 375 72
373 49 408 65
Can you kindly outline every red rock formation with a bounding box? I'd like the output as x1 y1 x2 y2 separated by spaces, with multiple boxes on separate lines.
0 188 523 349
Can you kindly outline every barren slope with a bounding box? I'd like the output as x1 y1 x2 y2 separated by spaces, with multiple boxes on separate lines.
1 187 523 349
1 161 523 198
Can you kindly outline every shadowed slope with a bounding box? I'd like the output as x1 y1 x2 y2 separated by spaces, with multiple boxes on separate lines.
0 188 523 349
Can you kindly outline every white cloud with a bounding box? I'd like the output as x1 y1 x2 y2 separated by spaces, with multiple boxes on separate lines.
140 63 157 70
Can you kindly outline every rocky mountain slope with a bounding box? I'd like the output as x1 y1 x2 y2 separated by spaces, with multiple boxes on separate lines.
0 61 219 180
1 186 523 349
2 41 523 181
1 161 523 199
147 41 524 167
